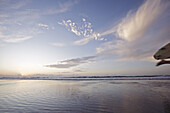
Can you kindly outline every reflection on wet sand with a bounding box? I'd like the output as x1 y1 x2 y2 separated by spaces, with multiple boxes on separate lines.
0 80 169 113
148 81 170 113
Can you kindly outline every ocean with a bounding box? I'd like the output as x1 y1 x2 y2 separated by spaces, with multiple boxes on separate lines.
0 77 170 113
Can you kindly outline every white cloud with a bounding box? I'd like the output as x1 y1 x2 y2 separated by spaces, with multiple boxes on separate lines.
99 0 169 41
38 23 49 30
97 0 170 61
58 18 103 45
115 0 168 41
82 18 86 22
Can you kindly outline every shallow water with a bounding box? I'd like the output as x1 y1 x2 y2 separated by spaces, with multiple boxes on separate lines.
0 80 170 113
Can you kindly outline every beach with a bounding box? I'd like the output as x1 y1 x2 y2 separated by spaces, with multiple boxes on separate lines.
0 79 170 113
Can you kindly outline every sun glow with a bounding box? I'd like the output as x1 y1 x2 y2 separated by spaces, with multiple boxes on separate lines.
9 51 45 76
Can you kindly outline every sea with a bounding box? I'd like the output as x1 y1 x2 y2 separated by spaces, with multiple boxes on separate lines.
0 75 170 113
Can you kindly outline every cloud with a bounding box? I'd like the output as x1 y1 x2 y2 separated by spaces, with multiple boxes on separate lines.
58 18 103 45
0 24 41 43
0 2 39 43
97 0 170 61
51 43 65 47
45 64 77 68
10 0 29 9
0 0 29 9
2 36 33 43
38 23 49 30
73 37 92 45
44 0 79 15
72 0 169 47
0 26 40 43
115 0 168 41
0 0 79 43
45 56 96 69
58 18 93 37
73 33 102 45
73 69 84 72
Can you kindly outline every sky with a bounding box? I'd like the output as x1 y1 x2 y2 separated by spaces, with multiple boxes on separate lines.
0 0 170 76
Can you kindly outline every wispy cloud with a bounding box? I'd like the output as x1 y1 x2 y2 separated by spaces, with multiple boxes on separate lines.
0 0 78 43
58 18 103 45
2 36 33 43
44 0 79 15
10 0 29 9
38 23 49 30
115 0 168 41
51 42 65 47
0 0 29 10
45 56 96 69
0 2 39 43
0 26 40 43
74 33 104 45
97 0 170 61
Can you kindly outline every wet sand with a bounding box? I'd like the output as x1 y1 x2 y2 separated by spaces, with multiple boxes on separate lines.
0 80 170 113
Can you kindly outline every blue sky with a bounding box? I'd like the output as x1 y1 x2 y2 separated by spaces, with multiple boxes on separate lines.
0 0 170 76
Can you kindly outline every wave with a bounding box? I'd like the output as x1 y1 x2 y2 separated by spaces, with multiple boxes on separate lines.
0 75 170 80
